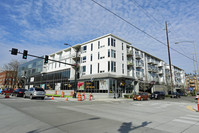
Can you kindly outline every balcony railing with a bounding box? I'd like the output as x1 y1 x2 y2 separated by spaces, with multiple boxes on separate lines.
136 63 143 68
127 50 133 56
127 62 134 66
135 54 142 59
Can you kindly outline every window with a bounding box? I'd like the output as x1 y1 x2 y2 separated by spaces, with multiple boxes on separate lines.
82 46 87 52
108 61 110 72
90 54 93 61
108 38 110 46
122 53 124 61
108 49 110 57
98 63 99 73
82 56 86 63
111 49 116 58
111 38 116 47
98 41 100 49
122 43 123 50
98 52 100 60
111 61 116 72
82 66 86 72
90 65 92 74
91 43 93 51
122 64 124 74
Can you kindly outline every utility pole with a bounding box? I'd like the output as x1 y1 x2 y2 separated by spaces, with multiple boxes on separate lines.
165 21 174 92
193 56 198 93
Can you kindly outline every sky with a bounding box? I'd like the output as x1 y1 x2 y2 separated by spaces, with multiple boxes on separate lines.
0 0 199 73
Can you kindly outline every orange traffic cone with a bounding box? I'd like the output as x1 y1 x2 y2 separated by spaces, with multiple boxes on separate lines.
128 95 130 99
51 96 54 100
66 97 68 101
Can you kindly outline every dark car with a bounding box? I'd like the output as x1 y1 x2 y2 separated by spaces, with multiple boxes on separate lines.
150 91 165 99
12 88 27 97
170 92 181 98
1 88 14 95
24 87 45 100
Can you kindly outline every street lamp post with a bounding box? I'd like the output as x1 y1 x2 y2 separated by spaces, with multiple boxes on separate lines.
175 41 199 94
64 43 78 98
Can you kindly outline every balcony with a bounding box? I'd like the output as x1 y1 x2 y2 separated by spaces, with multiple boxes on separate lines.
148 59 153 64
158 62 163 67
71 52 81 59
152 68 158 73
127 62 134 66
127 50 133 56
148 67 153 72
136 63 143 68
135 54 142 59
158 70 163 74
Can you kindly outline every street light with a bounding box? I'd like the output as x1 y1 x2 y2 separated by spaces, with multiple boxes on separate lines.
64 43 78 98
175 41 199 94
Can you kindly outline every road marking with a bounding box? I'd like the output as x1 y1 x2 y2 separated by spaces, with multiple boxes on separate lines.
187 114 199 118
173 119 198 125
180 116 199 121
186 105 197 112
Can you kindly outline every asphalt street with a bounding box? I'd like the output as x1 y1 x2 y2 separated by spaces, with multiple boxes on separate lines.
0 95 198 133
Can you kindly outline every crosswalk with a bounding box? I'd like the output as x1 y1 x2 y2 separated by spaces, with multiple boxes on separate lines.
172 114 199 125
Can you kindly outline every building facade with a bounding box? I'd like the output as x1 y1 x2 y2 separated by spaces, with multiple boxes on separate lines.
185 74 199 92
0 71 18 88
18 34 185 97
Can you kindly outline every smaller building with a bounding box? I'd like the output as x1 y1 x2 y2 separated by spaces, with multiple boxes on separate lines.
185 74 199 93
0 71 18 88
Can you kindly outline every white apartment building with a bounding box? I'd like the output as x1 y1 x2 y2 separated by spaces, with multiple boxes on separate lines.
43 34 185 97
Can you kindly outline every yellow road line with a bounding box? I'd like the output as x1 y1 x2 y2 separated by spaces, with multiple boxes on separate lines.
186 105 197 112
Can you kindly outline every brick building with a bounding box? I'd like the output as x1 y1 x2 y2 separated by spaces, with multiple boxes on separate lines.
0 71 18 88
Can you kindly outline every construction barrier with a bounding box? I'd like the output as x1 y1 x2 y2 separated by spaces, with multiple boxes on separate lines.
78 93 82 101
55 90 57 95
197 98 199 112
61 91 65 98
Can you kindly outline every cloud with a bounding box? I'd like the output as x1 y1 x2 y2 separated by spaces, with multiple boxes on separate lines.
0 0 199 73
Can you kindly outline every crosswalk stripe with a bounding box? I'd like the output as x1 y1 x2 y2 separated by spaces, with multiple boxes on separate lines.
173 119 197 125
180 116 199 121
187 114 199 118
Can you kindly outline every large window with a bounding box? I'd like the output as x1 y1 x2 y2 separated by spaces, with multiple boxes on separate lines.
108 49 110 57
82 45 87 52
122 64 124 74
90 54 93 61
108 61 110 72
122 53 124 61
90 65 92 74
111 61 116 72
108 38 110 46
111 38 116 47
111 49 116 58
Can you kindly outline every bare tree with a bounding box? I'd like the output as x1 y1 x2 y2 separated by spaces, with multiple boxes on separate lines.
2 59 25 71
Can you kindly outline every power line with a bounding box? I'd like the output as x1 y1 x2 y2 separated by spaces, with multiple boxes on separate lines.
90 0 196 63
132 0 163 28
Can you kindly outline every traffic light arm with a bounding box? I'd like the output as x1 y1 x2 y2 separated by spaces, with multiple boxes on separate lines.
9 49 76 66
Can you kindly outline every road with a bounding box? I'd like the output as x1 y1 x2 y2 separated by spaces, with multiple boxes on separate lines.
0 95 198 133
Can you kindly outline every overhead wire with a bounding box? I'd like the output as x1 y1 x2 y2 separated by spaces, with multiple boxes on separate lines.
90 0 196 63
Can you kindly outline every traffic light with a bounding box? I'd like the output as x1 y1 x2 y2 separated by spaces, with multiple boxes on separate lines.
23 50 28 59
11 48 18 55
44 55 48 64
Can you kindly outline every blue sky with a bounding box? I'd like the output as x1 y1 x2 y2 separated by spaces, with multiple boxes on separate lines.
0 0 199 73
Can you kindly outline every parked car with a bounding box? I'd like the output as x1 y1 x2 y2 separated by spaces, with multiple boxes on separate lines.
150 91 165 99
12 88 27 97
0 88 2 94
23 87 45 100
170 92 181 98
133 92 149 101
1 88 14 95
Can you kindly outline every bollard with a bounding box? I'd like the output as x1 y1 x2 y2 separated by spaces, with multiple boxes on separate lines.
61 91 64 98
78 93 82 101
89 93 92 101
55 90 57 95
51 96 54 100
